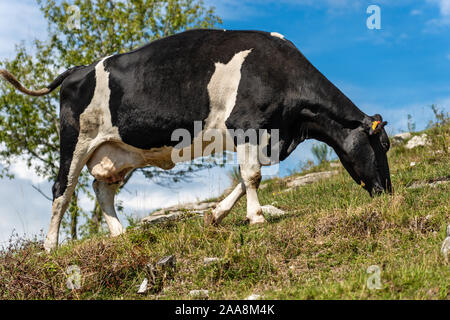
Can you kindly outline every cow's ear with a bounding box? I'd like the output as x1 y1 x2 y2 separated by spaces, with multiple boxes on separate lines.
362 115 387 136
372 114 383 122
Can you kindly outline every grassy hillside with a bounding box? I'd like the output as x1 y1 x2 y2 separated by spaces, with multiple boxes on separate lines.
1 122 448 300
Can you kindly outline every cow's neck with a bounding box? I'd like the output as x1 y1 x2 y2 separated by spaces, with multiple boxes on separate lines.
303 69 368 126
297 112 349 155
299 94 368 153
295 80 369 153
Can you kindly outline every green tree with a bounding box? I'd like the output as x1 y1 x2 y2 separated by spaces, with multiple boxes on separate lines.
0 0 221 240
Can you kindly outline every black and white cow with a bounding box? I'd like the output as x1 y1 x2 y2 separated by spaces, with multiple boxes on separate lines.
0 29 392 251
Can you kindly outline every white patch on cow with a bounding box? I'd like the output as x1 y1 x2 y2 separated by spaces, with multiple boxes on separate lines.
270 32 285 40
171 49 254 165
205 49 252 131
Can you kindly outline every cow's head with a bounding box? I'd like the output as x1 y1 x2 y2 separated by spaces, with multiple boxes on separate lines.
337 114 392 196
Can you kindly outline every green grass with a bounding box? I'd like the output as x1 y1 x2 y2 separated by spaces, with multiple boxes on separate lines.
1 123 449 300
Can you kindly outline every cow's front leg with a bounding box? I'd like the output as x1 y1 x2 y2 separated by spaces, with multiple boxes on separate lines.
238 143 266 225
93 180 125 237
205 181 246 225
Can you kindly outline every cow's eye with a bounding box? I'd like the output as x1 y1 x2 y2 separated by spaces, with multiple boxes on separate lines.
381 141 389 152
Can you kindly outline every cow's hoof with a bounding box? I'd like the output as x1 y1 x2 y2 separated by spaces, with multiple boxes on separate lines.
204 211 219 226
110 226 126 237
43 240 57 253
248 214 266 225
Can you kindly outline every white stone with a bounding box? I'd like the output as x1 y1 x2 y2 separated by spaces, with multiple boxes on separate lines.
391 132 411 145
203 257 220 265
442 236 450 263
141 201 217 224
141 211 184 224
157 255 176 268
261 205 286 217
285 171 338 189
405 134 430 149
245 294 261 300
189 290 209 298
408 179 449 189
137 278 148 294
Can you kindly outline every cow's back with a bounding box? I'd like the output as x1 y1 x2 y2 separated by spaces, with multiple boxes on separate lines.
61 29 303 152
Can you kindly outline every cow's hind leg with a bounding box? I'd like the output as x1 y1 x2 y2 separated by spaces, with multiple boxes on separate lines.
93 180 125 236
44 143 90 252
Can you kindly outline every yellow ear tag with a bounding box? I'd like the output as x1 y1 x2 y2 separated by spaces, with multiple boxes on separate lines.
372 121 380 131
360 181 365 187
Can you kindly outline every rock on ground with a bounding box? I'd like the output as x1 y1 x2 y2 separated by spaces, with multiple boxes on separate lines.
245 294 261 300
405 134 431 149
283 171 338 192
442 225 450 263
189 290 209 298
408 177 449 189
261 205 286 217
137 278 148 294
141 211 185 224
203 257 221 265
141 201 216 224
157 255 176 269
391 132 411 146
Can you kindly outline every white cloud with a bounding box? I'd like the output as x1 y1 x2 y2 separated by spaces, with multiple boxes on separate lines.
425 0 450 30
8 158 47 184
410 9 422 15
429 0 450 15
0 177 52 245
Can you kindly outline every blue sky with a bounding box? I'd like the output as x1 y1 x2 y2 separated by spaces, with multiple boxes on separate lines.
0 0 449 244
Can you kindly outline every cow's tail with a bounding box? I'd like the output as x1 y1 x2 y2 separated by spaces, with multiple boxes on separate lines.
0 66 82 97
